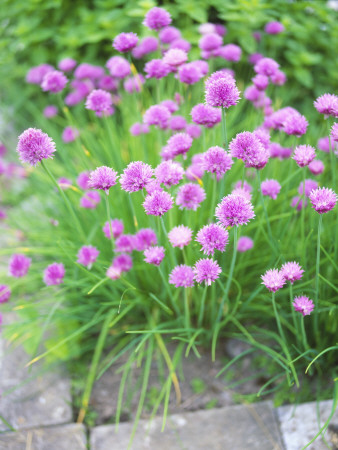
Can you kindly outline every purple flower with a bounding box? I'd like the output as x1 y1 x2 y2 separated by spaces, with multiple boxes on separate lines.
26 64 54 84
196 223 229 256
77 171 90 190
120 161 153 193
193 258 221 286
155 160 184 187
112 254 133 273
199 33 222 51
89 166 118 192
167 133 193 159
293 145 316 167
331 123 338 142
293 296 314 316
205 75 240 109
124 75 145 94
58 177 72 190
186 124 201 139
215 193 255 227
231 187 252 202
254 58 279 77
202 146 233 180
261 269 285 292
144 59 171 79
178 63 202 85
308 160 324 176
199 23 216 34
74 63 104 80
169 115 187 131
58 58 77 72
130 122 149 136
106 265 122 280
43 105 58 118
43 262 65 286
115 234 135 253
62 126 79 143
281 262 304 284
252 74 269 91
159 26 181 44
143 191 174 216
217 44 242 62
143 7 171 30
134 228 157 251
291 196 307 211
41 70 68 93
98 75 118 91
265 21 284 34
113 32 138 53
168 225 193 249
85 89 112 114
229 131 269 169
261 179 281 200
8 254 31 278
77 245 99 268
106 56 131 78
298 179 318 197
163 49 188 67
309 187 338 214
237 236 254 252
314 94 338 118
233 180 253 193
176 183 206 210
191 103 221 128
17 128 56 166
145 179 163 195
161 99 178 113
143 105 171 129
132 36 159 58
270 70 287 85
144 246 165 266
169 265 195 288
0 285 11 303
283 113 308 137
103 219 124 239
80 191 101 209
191 60 209 76
244 85 261 102
317 136 336 153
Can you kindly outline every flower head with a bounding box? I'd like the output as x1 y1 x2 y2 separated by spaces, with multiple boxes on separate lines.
291 196 307 211
103 219 124 239
229 131 269 169
215 193 255 227
26 64 54 84
113 32 138 53
132 36 158 58
134 228 157 251
106 56 131 78
265 21 284 34
261 179 281 200
159 26 181 43
143 105 171 128
178 63 202 85
43 262 65 286
41 70 68 93
62 126 79 143
167 133 193 158
17 128 56 166
314 94 338 118
168 225 193 249
261 269 285 292
308 160 324 176
80 191 101 209
205 75 240 109
254 57 279 77
43 105 58 118
217 44 242 62
163 49 188 67
155 160 184 187
144 246 165 265
144 59 171 79
331 123 338 142
89 166 118 192
0 285 11 303
237 236 254 252
193 258 221 286
202 146 233 180
120 161 153 193
169 265 195 288
252 74 269 91
143 7 171 30
115 234 135 253
8 254 31 278
196 223 229 256
112 254 133 273
298 179 318 197
176 183 206 210
309 187 338 214
199 33 222 51
293 145 316 167
281 262 304 284
143 191 174 216
85 89 112 114
293 296 314 316
58 58 77 72
169 116 187 131
191 103 221 128
77 171 90 190
186 124 201 139
77 245 99 268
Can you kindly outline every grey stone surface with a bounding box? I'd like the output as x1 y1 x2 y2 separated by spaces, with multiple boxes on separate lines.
277 400 338 449
0 313 73 432
90 401 284 450
0 423 87 450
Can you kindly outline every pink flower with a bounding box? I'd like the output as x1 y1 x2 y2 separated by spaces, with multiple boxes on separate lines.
120 161 153 193
85 89 113 114
193 258 221 286
43 262 65 286
80 191 101 209
168 225 192 249
0 285 11 303
215 193 255 227
8 254 31 278
115 234 135 253
144 246 165 265
205 75 240 109
293 296 314 316
134 228 157 251
176 183 206 210
265 21 284 34
283 113 308 137
169 265 195 288
309 187 338 214
77 171 90 190
217 44 242 62
58 58 77 72
167 133 193 159
106 56 131 79
144 59 171 79
143 7 171 30
17 128 56 166
254 57 279 77
196 224 229 256
41 70 68 93
308 160 324 176
163 49 188 67
143 105 171 129
202 146 233 180
314 94 338 118
159 26 181 44
112 254 133 273
298 179 318 197
113 32 138 53
261 179 281 200
89 166 118 192
155 161 184 187
77 245 99 268
261 269 285 292
237 236 254 252
281 262 304 284
62 126 79 143
191 103 221 128
143 191 174 216
293 145 316 167
43 105 58 118
103 219 124 239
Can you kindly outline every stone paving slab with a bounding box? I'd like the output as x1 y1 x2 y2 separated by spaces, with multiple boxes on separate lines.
0 423 87 450
277 399 338 449
90 401 284 450
0 313 73 432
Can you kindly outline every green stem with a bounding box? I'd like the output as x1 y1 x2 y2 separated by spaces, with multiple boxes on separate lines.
105 193 114 250
217 226 238 322
128 194 138 230
158 266 180 316
257 169 278 255
210 174 217 216
184 288 191 331
289 284 298 342
300 315 309 351
40 160 86 241
221 108 227 149
300 168 305 253
314 214 322 337
198 285 208 327
328 118 336 190
272 292 287 344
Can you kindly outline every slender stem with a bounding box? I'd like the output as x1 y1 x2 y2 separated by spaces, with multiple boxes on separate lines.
328 118 336 190
40 160 86 241
314 214 322 337
271 292 287 344
210 174 217 216
221 108 227 149
289 284 298 342
257 169 278 255
105 194 114 250
217 226 238 322
198 285 208 327
158 266 180 316
241 163 245 189
128 194 138 230
300 315 309 350
184 288 191 331
300 168 305 253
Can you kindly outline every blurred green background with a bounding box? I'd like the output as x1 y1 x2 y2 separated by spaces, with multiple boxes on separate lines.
1 0 337 110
